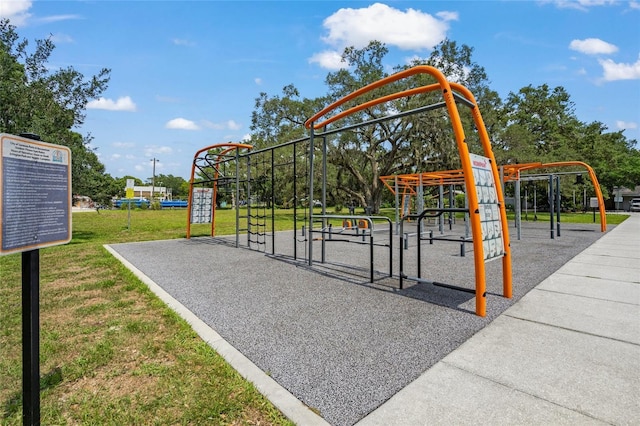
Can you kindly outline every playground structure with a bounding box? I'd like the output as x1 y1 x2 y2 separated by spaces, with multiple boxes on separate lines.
380 160 606 242
186 142 253 241
186 65 513 317
501 161 606 239
380 170 469 232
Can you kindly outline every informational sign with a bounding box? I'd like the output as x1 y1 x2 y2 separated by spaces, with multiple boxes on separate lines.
0 133 72 255
126 179 134 199
589 197 599 208
191 187 213 224
470 153 504 262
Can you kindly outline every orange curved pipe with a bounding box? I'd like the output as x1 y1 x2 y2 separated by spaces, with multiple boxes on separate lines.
449 82 513 299
502 161 606 232
309 83 442 130
306 66 455 128
305 65 512 316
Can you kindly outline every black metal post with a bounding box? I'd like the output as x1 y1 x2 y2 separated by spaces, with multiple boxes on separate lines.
549 174 555 239
556 175 561 237
271 149 275 254
22 249 40 426
293 142 297 260
399 221 405 289
369 231 374 283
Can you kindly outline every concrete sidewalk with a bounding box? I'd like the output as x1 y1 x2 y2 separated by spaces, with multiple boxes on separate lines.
357 214 640 425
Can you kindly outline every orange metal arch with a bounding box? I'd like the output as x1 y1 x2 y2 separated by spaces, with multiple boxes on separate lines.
305 65 513 316
187 142 253 239
502 161 606 232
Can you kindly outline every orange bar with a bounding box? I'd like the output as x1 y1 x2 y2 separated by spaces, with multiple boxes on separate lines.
451 82 512 300
501 160 607 232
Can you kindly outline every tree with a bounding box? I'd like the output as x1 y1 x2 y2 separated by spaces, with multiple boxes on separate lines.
573 122 640 195
497 84 582 163
249 40 494 212
250 37 638 212
250 84 327 207
146 174 188 199
320 40 495 211
0 19 114 202
493 83 640 203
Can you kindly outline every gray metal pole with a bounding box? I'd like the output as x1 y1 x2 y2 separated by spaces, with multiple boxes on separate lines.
464 188 470 238
235 149 240 248
549 174 555 239
308 127 315 266
321 133 327 263
438 184 444 234
515 178 521 240
394 176 399 235
448 184 454 229
247 156 252 247
418 174 424 235
556 175 561 237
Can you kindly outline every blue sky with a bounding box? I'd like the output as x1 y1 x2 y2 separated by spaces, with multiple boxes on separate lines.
2 0 639 181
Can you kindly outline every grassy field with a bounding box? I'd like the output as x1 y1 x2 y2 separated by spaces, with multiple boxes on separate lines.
0 208 295 425
0 207 628 424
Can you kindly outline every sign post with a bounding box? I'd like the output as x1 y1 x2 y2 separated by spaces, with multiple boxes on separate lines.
1 133 72 426
126 179 134 230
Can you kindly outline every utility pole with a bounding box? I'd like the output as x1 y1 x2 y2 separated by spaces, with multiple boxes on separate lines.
150 158 159 201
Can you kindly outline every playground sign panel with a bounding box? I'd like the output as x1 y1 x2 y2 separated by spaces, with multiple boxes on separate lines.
470 153 504 262
191 187 213 224
0 133 72 255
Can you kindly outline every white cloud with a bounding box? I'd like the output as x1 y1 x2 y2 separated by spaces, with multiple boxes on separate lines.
112 141 135 148
227 120 241 131
202 120 224 130
320 3 456 50
37 14 82 24
50 33 74 44
254 77 263 85
201 120 242 131
436 11 459 21
630 1 640 9
569 38 618 55
616 120 638 130
0 0 32 26
165 118 200 130
544 0 617 11
309 50 348 70
144 146 173 157
599 55 640 80
87 96 137 111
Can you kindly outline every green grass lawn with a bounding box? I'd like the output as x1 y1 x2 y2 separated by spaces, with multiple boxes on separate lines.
0 207 628 424
0 208 295 425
